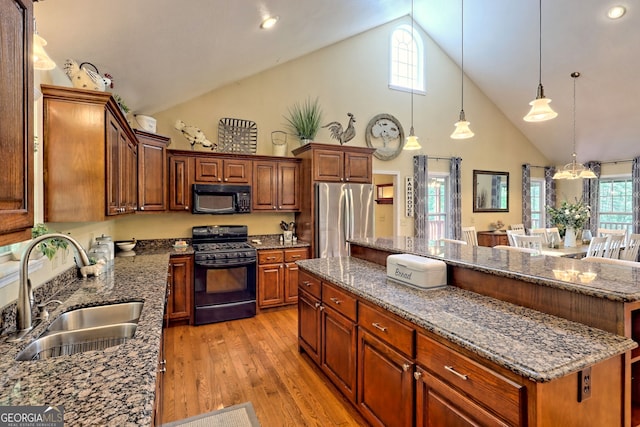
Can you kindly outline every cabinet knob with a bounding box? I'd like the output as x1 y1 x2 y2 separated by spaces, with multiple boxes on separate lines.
303 281 312 287
329 297 342 305
345 178 349 182
319 305 325 311
273 206 277 210
224 178 228 182
402 363 411 372
279 206 282 209
140 206 145 211
158 366 167 374
444 365 469 381
184 206 189 210
414 371 422 380
314 302 321 308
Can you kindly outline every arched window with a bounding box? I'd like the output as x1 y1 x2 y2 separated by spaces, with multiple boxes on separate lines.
389 24 425 93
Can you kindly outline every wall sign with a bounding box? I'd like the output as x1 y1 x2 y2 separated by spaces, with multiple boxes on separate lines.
405 176 414 217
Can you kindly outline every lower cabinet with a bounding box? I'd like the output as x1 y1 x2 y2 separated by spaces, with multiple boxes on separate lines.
258 247 308 308
166 254 193 325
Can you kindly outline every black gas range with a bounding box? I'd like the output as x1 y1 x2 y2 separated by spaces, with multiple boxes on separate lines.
192 225 256 324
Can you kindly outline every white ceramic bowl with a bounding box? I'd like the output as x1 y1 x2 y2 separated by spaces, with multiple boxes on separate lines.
116 241 136 252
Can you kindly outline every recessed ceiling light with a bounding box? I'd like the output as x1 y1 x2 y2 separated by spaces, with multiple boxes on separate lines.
260 16 279 29
607 5 626 19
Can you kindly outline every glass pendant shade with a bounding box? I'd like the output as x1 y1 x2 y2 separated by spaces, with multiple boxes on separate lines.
404 127 421 150
33 33 56 70
450 110 474 139
523 91 557 122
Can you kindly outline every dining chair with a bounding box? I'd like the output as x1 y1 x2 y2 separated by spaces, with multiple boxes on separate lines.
529 228 548 244
439 238 468 245
583 256 640 268
620 234 640 261
511 234 544 253
510 224 525 232
493 245 539 254
545 228 562 247
598 228 627 243
506 229 526 246
605 234 625 259
461 226 478 246
585 236 610 258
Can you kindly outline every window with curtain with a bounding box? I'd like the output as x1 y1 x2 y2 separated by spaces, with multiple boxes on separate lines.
599 177 633 233
427 174 449 240
389 24 425 93
530 179 545 228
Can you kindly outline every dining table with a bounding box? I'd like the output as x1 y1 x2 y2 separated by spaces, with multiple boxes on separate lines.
539 244 589 258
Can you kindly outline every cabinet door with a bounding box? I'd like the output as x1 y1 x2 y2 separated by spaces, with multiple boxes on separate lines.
344 152 372 183
284 261 299 304
167 255 193 322
322 306 357 403
278 161 301 211
0 0 33 245
194 157 222 182
252 161 278 211
415 367 509 427
223 159 252 183
168 155 192 211
137 133 167 211
258 263 283 307
124 136 138 213
314 150 344 182
358 327 414 427
106 112 122 215
298 290 321 365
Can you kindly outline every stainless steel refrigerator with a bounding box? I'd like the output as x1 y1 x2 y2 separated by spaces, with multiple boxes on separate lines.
315 182 374 258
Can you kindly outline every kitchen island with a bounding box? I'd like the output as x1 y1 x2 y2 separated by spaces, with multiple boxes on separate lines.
0 250 170 426
297 239 639 426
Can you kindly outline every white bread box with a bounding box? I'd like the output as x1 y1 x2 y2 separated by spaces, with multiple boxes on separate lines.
386 254 447 289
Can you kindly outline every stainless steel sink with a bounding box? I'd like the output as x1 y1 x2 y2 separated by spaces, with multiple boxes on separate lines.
45 301 143 333
16 323 138 361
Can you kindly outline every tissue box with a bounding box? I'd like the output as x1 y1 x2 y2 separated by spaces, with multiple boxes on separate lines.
386 254 447 289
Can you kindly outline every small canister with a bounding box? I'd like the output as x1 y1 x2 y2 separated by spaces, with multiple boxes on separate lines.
88 242 110 265
96 234 115 265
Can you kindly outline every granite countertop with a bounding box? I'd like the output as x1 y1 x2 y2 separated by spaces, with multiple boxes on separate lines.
297 256 637 383
0 252 169 426
349 237 640 302
248 234 310 250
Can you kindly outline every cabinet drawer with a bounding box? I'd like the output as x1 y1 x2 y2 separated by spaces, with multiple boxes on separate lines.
322 283 357 321
416 333 524 426
258 249 284 264
359 303 414 357
284 248 308 262
299 270 321 299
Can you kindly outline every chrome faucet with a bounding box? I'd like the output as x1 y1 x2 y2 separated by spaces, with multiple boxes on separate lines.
10 233 90 341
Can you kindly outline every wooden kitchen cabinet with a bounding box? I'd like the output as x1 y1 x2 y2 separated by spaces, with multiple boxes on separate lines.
136 130 170 212
166 254 193 325
258 247 308 308
477 231 509 247
168 154 192 212
0 0 34 245
307 146 373 183
194 157 251 184
42 85 138 221
252 159 301 212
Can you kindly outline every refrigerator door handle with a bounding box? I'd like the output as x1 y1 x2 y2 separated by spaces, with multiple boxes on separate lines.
347 187 355 240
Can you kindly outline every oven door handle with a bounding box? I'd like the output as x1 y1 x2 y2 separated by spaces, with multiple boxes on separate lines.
195 259 256 268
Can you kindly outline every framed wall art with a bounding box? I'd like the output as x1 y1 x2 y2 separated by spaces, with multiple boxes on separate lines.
365 113 405 161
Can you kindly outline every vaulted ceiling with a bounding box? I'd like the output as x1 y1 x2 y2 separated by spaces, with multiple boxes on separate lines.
34 0 638 165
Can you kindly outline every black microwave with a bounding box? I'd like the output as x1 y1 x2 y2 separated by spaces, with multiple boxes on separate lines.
192 184 251 214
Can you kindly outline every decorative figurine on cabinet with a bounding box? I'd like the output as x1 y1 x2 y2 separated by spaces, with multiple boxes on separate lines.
322 112 356 145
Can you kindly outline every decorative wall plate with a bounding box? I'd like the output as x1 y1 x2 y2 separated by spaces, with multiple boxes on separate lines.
365 113 405 161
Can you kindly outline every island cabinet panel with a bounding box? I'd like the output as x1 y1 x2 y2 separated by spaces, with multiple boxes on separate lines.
298 287 322 365
136 130 170 212
258 248 308 308
42 85 138 222
322 304 358 403
166 254 193 325
168 154 193 211
252 159 301 212
358 327 414 427
0 0 33 245
416 333 524 426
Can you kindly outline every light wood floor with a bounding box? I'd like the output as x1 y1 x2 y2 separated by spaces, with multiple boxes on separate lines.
161 307 368 426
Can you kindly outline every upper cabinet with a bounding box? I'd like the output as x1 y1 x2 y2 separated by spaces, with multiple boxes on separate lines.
135 130 170 212
42 85 138 222
194 157 251 184
252 159 301 212
0 0 34 245
293 143 374 184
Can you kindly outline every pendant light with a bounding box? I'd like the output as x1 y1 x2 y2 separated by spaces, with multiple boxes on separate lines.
552 72 596 180
33 19 56 71
450 0 474 139
404 0 421 151
523 0 557 122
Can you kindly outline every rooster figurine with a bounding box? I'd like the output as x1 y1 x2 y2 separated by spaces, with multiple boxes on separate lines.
322 113 356 145
174 120 214 149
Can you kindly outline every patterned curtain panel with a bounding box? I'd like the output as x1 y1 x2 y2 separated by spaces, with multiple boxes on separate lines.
413 155 428 238
491 176 500 208
544 167 556 227
582 161 601 236
450 157 462 240
633 157 640 233
521 164 531 230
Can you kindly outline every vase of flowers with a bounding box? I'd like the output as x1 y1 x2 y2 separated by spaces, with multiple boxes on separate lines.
546 200 591 247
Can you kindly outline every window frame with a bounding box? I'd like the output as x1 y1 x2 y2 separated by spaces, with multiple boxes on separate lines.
598 175 633 234
427 173 450 240
530 178 545 229
389 24 426 95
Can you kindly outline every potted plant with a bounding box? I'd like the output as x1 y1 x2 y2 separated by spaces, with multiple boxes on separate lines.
284 97 322 144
